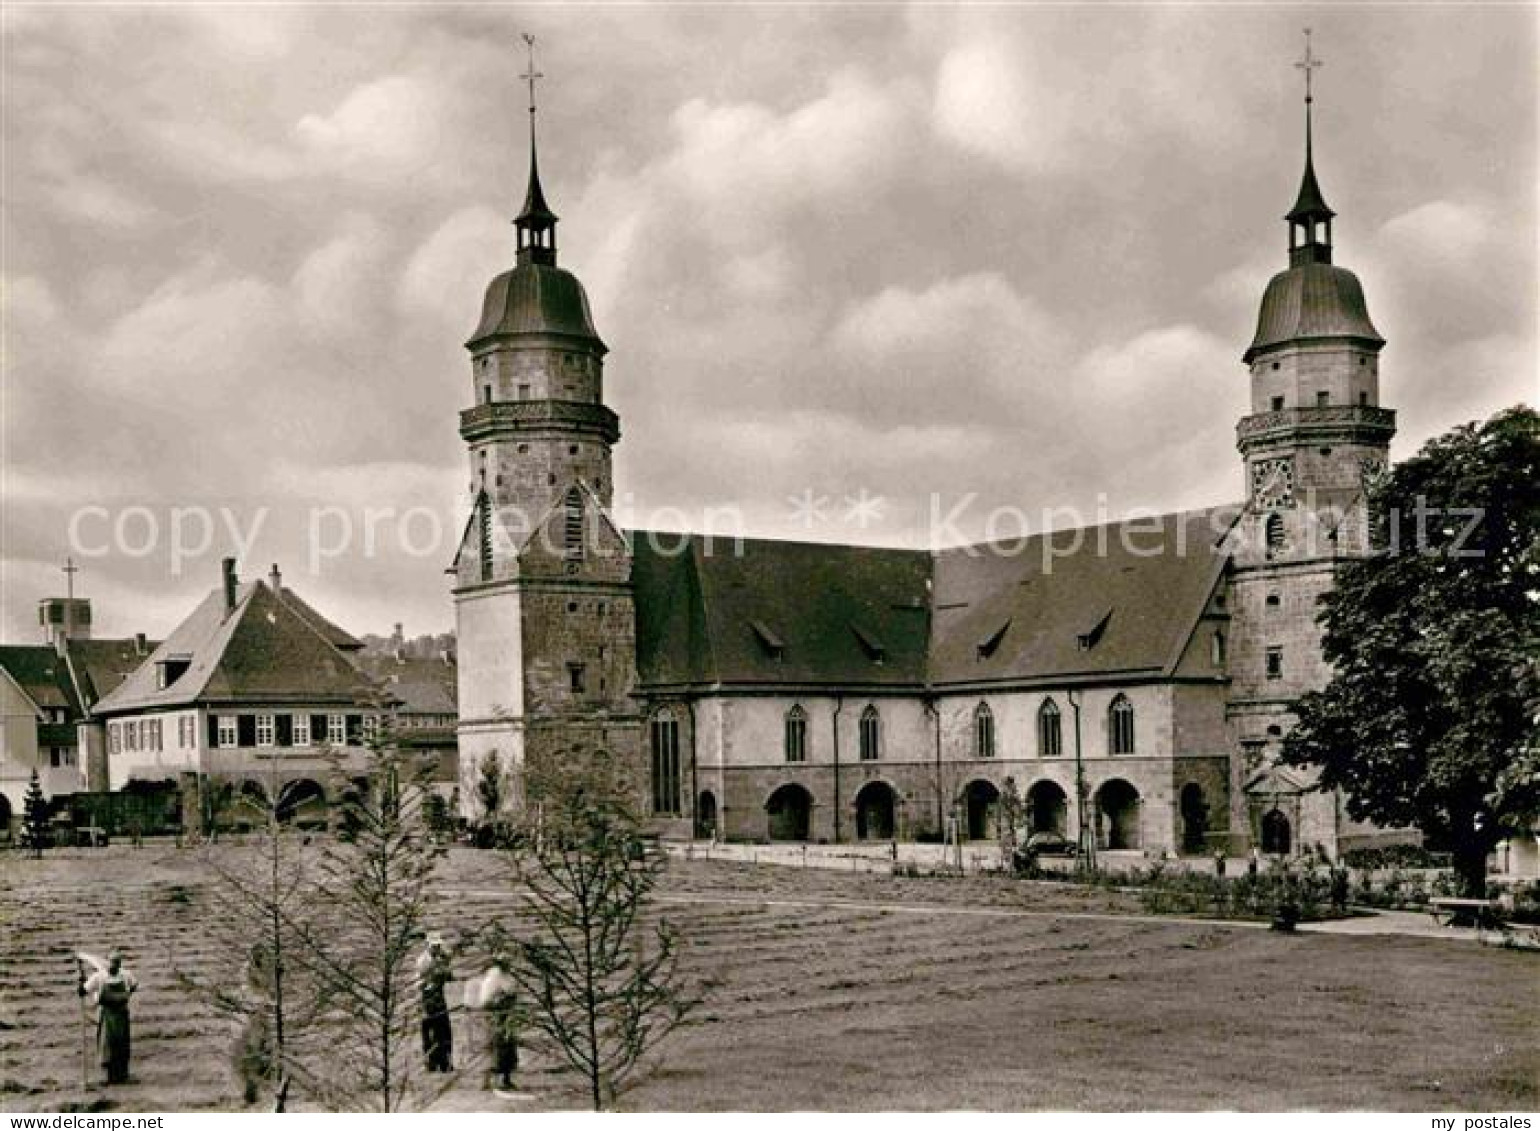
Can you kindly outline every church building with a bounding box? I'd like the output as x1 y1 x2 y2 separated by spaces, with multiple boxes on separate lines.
452 61 1397 858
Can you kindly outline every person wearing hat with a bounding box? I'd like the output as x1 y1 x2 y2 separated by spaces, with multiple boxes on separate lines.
78 950 137 1085
416 934 454 1073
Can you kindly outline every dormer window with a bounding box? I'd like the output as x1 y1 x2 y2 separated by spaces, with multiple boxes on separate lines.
851 623 885 665
156 656 191 690
750 620 785 661
1077 609 1112 651
977 620 1010 661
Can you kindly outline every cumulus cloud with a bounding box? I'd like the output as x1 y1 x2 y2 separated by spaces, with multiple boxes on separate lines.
0 5 1533 644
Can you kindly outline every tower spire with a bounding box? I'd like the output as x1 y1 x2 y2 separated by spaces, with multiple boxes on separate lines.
1286 28 1334 266
515 32 558 266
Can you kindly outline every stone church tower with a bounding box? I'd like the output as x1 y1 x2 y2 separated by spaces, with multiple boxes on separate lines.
1226 61 1396 853
452 86 640 816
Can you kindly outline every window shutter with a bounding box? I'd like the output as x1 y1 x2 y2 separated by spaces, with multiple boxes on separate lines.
207 714 220 747
237 714 257 747
276 714 293 746
312 715 328 742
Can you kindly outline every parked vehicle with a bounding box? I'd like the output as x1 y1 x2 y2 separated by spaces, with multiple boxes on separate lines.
1026 831 1078 856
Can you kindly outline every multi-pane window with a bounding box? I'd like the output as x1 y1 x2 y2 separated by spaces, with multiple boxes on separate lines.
256 714 275 747
1109 694 1136 756
785 704 807 763
650 709 681 816
292 714 311 747
109 724 122 755
1038 698 1062 758
974 702 995 758
363 714 378 743
218 715 238 749
859 705 880 761
327 714 347 745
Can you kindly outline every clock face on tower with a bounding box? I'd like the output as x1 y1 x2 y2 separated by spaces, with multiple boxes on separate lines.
1250 457 1296 508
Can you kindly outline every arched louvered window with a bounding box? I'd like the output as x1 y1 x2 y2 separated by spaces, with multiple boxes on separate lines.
564 487 584 560
1037 698 1062 758
650 708 681 816
1109 694 1136 756
859 705 881 762
785 704 808 763
477 496 493 582
974 702 995 759
1264 512 1285 558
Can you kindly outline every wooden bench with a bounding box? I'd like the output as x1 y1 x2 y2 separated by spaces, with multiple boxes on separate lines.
1428 897 1503 929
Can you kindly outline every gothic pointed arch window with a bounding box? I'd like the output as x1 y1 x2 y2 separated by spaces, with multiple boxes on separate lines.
1109 694 1136 756
785 704 808 763
1037 698 1062 758
973 701 995 759
563 486 584 560
859 705 881 762
649 707 681 816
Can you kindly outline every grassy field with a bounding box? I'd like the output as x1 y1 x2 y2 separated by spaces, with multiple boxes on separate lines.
2 845 1535 1112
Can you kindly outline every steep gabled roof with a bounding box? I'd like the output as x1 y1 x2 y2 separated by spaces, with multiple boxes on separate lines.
632 532 931 689
0 646 76 712
66 638 158 708
929 507 1238 687
93 581 377 714
277 590 363 652
356 654 458 715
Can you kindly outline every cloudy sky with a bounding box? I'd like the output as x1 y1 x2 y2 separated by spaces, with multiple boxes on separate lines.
2 4 1535 643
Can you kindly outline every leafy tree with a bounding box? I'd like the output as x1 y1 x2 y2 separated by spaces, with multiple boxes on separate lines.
20 769 49 858
1281 406 1540 897
503 752 700 1109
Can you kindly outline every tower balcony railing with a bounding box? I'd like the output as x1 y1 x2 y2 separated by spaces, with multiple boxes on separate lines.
460 399 621 444
1236 404 1395 447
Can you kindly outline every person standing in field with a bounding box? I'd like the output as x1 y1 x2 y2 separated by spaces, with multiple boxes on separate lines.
78 950 137 1085
417 934 454 1073
469 959 522 1092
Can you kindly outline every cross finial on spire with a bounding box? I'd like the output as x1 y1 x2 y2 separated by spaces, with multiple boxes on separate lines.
1295 27 1322 106
62 557 79 602
520 33 542 120
513 30 557 265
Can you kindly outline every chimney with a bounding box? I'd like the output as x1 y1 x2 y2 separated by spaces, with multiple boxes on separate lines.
269 563 283 595
134 632 148 656
222 558 238 616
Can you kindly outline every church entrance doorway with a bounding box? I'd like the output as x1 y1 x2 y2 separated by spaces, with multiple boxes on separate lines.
696 791 717 840
963 779 1000 841
1261 809 1292 855
766 783 812 842
1026 780 1068 836
1096 779 1141 850
0 791 11 839
1180 782 1209 854
854 781 896 841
